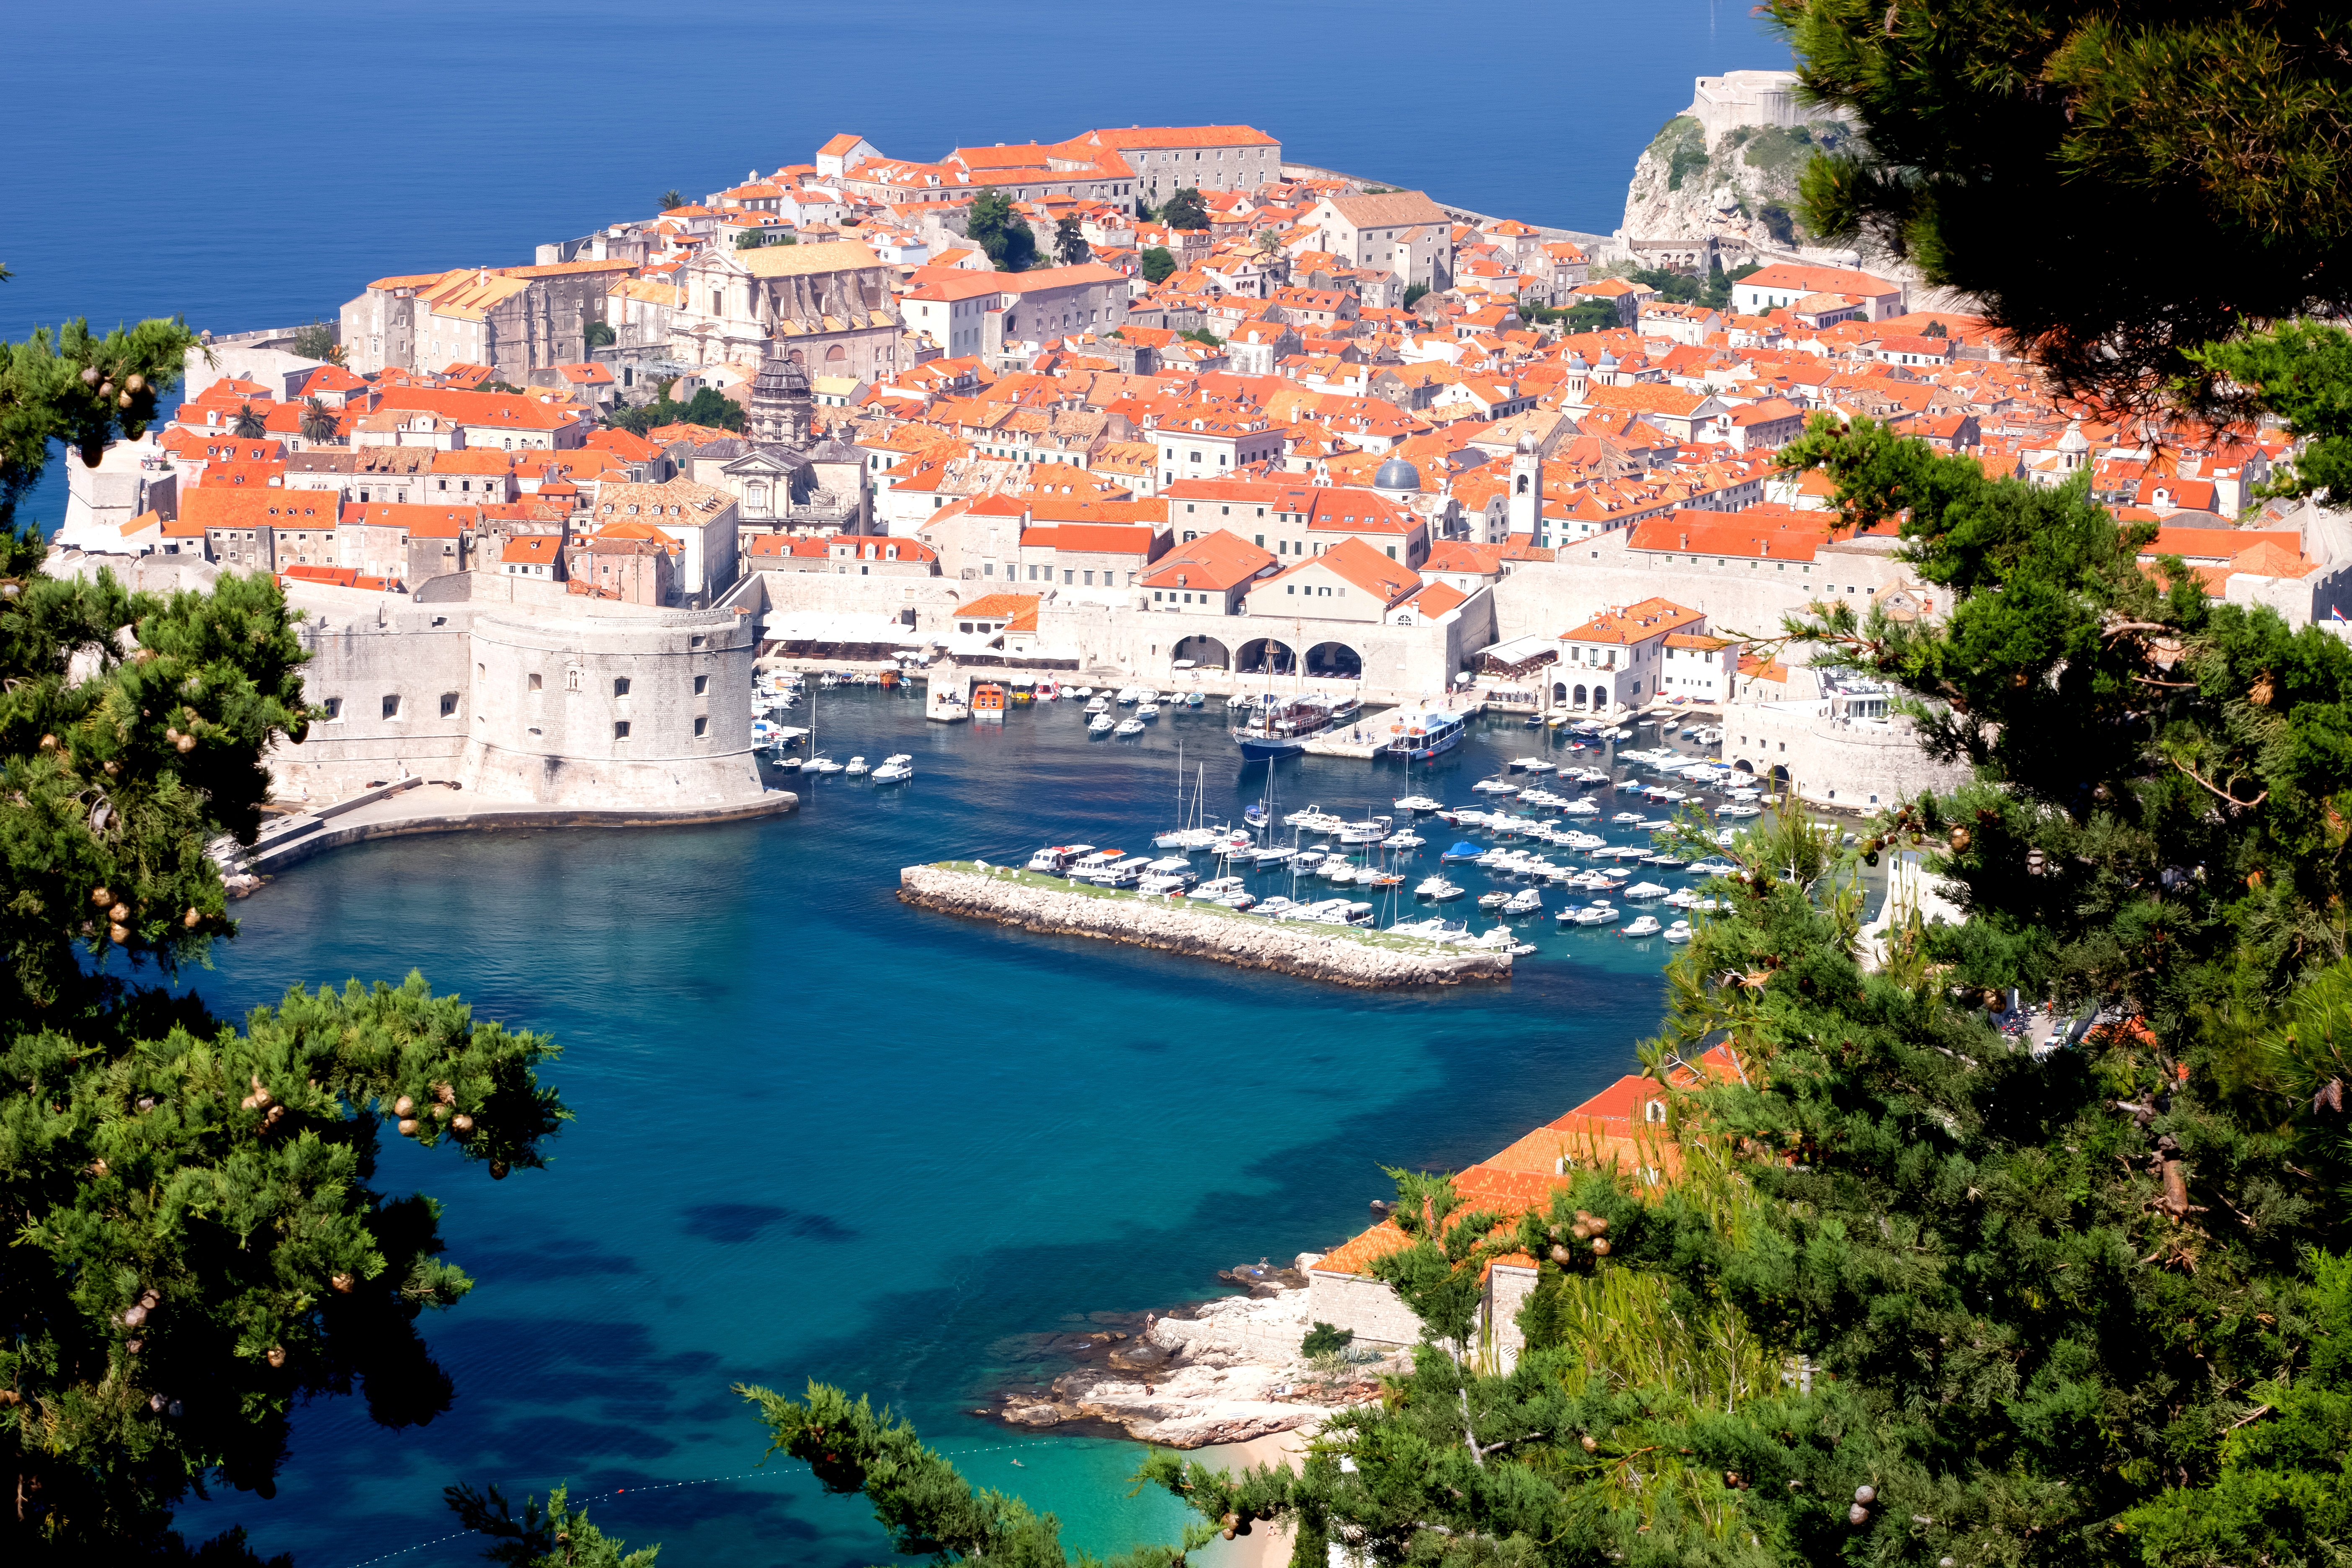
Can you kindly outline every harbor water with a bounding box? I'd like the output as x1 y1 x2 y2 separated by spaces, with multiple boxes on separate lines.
173 689 1702 1566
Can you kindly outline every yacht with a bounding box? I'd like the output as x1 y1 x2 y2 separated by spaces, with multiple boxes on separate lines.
1416 875 1464 900
1622 914 1663 938
872 756 913 784
1088 714 1114 736
1560 902 1620 927
1113 717 1146 737
1233 694 1338 759
844 756 870 776
1503 888 1543 916
1478 890 1511 910
1337 818 1390 846
1380 707 1466 762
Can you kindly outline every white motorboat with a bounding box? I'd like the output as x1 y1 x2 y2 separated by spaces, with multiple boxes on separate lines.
1387 916 1471 943
1386 832 1426 849
1284 806 1346 833
1337 819 1390 845
1253 896 1296 918
1622 881 1671 901
1217 892 1257 910
1252 846 1296 867
1622 914 1663 937
1508 756 1551 771
805 754 844 774
1085 696 1110 714
1478 890 1510 910
1416 875 1464 900
1113 718 1146 737
1718 803 1763 818
1192 876 1248 901
844 756 871 776
1664 888 1700 910
1560 799 1602 817
1026 843 1095 874
1560 902 1620 926
1663 920 1693 944
1611 811 1646 824
1322 862 1358 885
1116 686 1146 705
1504 888 1543 916
1686 857 1738 875
1073 686 1095 697
1137 703 1161 718
1094 856 1150 889
1472 778 1521 795
1392 795 1442 812
1468 926 1537 955
872 757 913 783
1088 714 1115 735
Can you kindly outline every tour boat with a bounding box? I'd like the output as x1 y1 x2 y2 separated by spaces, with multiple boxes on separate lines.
1088 714 1114 736
1024 844 1093 874
1113 717 1146 737
1380 708 1466 762
1622 914 1663 938
1233 694 1338 760
1392 795 1442 813
1068 849 1123 879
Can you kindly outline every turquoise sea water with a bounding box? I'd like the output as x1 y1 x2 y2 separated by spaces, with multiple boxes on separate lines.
172 692 1695 1565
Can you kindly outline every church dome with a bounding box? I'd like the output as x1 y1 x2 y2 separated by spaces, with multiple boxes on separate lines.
753 355 810 400
2056 420 2089 454
1372 455 1422 494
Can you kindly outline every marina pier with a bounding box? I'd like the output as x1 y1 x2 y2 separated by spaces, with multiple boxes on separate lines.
900 862 1513 987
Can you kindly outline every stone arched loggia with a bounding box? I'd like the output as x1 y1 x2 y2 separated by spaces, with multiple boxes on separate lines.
1305 641 1362 679
1171 634 1231 670
1235 638 1295 676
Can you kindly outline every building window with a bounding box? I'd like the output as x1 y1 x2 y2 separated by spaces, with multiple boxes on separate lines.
614 721 631 739
694 674 709 696
529 673 543 692
694 716 708 737
322 696 343 721
614 677 631 698
439 692 459 717
382 694 402 720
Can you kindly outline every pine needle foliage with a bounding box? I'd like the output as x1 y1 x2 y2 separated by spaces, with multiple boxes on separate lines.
0 319 574 1562
1766 1 2352 411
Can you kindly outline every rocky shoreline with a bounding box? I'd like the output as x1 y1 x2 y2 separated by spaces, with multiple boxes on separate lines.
985 1261 1404 1449
900 863 1512 988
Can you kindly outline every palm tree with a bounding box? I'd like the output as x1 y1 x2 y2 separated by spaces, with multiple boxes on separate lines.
232 402 267 439
658 188 685 213
299 397 338 445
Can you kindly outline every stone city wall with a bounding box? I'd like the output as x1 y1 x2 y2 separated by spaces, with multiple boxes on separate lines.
1724 701 1971 811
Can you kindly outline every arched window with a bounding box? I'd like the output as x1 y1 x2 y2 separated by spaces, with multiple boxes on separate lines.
565 667 582 692
1515 474 1529 495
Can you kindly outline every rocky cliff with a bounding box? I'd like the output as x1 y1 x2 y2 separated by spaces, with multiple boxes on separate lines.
1619 113 1863 257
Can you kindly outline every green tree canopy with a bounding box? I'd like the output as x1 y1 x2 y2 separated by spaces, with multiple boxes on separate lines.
1052 215 1090 268
297 397 337 445
1138 247 1177 286
657 188 683 213
1157 188 1210 232
603 383 743 438
1769 0 2352 409
288 321 341 366
966 190 1037 272
0 317 573 1562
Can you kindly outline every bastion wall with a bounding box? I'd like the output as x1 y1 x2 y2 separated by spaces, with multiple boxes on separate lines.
1724 701 1972 811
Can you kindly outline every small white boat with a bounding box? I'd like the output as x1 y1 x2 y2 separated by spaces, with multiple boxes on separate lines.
1284 807 1346 833
1416 875 1463 900
1508 756 1550 772
1192 876 1248 901
1611 811 1646 825
1504 888 1543 916
1337 820 1389 846
1468 926 1537 955
1217 892 1256 910
1253 896 1296 918
1085 696 1110 714
872 758 913 783
1718 803 1764 818
1687 858 1738 876
1623 914 1663 938
1663 920 1693 944
1560 799 1602 817
1472 778 1520 795
1478 890 1510 910
1392 795 1442 812
1252 846 1296 867
1088 714 1114 735
1025 844 1093 874
1073 686 1095 697
1137 703 1161 718
844 756 871 776
1322 862 1358 884
805 754 843 774
1622 881 1671 901
1560 902 1620 926
1113 717 1146 737
1386 831 1426 849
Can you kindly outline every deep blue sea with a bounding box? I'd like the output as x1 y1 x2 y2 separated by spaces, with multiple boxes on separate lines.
166 694 1710 1566
3 4 1796 1561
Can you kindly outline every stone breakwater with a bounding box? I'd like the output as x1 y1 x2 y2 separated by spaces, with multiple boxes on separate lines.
898 864 1511 988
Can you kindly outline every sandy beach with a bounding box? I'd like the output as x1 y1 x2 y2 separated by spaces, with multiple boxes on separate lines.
1193 1421 1319 1568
